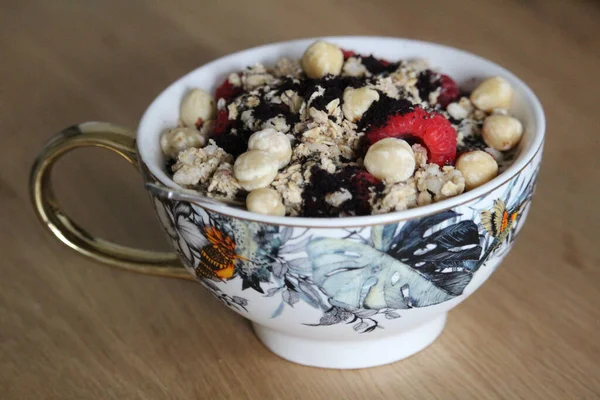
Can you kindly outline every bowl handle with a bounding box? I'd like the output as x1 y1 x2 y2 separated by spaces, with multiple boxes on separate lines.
29 122 193 280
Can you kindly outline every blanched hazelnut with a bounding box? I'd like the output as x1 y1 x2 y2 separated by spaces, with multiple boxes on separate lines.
482 115 523 151
301 41 344 79
456 150 499 190
247 128 292 169
160 127 207 158
364 138 416 183
233 150 279 191
342 87 380 122
470 77 513 111
246 188 286 216
180 89 217 127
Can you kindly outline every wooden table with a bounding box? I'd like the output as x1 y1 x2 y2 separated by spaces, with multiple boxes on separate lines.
2 0 599 398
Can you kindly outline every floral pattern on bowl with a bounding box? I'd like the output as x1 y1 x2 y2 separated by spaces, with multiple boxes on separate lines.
152 160 539 333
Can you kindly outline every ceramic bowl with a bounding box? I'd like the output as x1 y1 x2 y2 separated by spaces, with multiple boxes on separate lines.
31 37 545 369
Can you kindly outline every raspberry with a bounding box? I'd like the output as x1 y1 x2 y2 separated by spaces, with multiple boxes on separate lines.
416 71 459 109
214 109 231 135
341 49 356 60
437 74 459 108
215 78 241 102
367 107 457 166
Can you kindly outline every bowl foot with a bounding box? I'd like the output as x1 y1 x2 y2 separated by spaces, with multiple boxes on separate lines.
252 313 447 369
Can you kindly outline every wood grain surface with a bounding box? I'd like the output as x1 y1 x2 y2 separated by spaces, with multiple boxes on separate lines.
1 0 599 398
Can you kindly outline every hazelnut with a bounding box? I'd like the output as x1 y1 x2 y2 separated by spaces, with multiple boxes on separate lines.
342 87 380 122
233 150 279 191
364 138 416 183
470 77 513 111
456 150 499 190
246 188 286 216
160 127 207 158
180 89 217 128
301 41 344 79
482 115 523 151
247 128 292 169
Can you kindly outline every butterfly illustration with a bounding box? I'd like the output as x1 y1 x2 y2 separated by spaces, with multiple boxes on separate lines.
194 225 247 280
474 163 539 268
477 198 527 268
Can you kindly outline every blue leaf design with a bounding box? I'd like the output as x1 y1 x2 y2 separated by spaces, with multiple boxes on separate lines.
387 213 482 295
371 223 398 252
391 210 460 252
307 238 457 311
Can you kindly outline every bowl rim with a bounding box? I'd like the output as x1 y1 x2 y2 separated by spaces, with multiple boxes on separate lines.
138 35 545 228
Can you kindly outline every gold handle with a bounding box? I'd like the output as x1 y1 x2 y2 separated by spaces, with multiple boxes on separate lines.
30 122 193 280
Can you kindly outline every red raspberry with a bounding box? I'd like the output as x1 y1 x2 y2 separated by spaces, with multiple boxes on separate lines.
215 78 241 102
214 109 231 135
437 74 459 108
341 49 356 60
367 107 457 166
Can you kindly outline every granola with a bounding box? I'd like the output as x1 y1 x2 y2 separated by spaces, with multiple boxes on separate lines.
159 40 524 217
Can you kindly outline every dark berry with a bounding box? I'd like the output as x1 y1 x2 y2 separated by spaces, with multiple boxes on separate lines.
437 74 460 108
214 109 231 135
215 78 242 102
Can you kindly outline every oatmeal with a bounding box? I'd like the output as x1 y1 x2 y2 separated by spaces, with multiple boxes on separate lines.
159 40 524 217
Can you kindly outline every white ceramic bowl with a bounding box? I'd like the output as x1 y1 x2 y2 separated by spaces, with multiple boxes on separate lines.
32 37 545 369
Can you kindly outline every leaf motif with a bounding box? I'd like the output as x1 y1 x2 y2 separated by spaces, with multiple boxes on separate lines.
271 260 283 278
282 289 300 307
385 311 401 319
307 238 454 310
297 281 323 309
286 257 311 275
330 299 358 312
371 223 398 252
386 214 482 296
280 227 293 244
353 322 368 331
307 238 456 310
232 296 248 306
281 289 290 305
279 235 313 255
271 302 285 318
319 314 341 326
391 210 460 251
394 221 481 262
241 274 264 294
265 287 283 297
354 308 378 318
